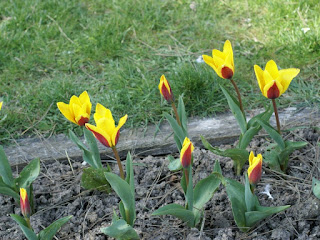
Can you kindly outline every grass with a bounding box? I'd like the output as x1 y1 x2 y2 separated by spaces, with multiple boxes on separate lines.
0 0 319 142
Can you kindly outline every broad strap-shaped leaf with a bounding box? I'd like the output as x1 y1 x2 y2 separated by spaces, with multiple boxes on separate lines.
81 167 111 193
125 152 135 198
101 219 139 240
0 177 19 199
278 141 307 166
83 128 103 169
245 205 290 228
10 214 38 240
225 178 247 231
0 146 14 188
164 112 186 148
152 203 195 227
177 96 188 136
16 158 40 189
38 215 72 240
257 119 285 150
239 123 261 149
105 172 136 226
220 85 247 134
167 155 182 172
247 106 273 129
263 149 282 172
312 178 320 200
186 165 193 211
173 135 182 151
244 175 255 212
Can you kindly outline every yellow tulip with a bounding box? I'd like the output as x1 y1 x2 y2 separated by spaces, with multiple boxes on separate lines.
203 40 234 79
0 101 3 111
85 103 127 148
180 137 194 168
247 152 263 185
57 91 92 126
158 75 173 102
254 60 300 99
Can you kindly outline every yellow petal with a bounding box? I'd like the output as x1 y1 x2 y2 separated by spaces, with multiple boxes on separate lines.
0 101 3 111
86 123 112 147
79 91 92 116
160 75 171 95
203 55 223 79
20 188 27 201
57 102 76 124
224 53 234 73
265 60 279 80
118 114 128 129
254 65 265 94
69 95 81 107
96 117 116 138
278 68 300 94
212 49 225 61
249 151 254 166
94 103 114 124
223 40 234 68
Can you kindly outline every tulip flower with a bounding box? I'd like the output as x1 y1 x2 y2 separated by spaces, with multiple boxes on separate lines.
180 137 194 168
0 101 3 111
202 40 234 80
158 75 174 103
20 188 31 218
85 103 127 148
247 152 263 186
57 91 92 126
254 60 300 99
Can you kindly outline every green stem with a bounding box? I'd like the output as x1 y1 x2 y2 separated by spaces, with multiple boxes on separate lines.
272 99 281 134
171 102 182 127
25 217 32 229
112 147 125 180
230 78 244 115
184 168 189 188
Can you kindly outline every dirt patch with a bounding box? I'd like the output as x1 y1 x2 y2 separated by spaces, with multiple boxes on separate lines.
1 128 320 239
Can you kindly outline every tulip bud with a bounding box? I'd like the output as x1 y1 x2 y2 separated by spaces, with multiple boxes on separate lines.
180 137 195 168
247 152 263 185
20 188 31 218
158 75 174 102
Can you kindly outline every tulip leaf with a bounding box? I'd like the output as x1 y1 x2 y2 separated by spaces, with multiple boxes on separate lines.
312 178 320 200
16 158 40 189
152 203 195 227
263 149 282 172
83 128 103 169
247 106 273 129
0 146 14 188
177 96 188 136
186 165 193 211
101 219 139 240
244 174 256 212
0 181 20 200
256 119 285 150
168 155 182 172
174 135 182 151
10 214 38 240
220 85 247 134
278 141 307 169
81 167 111 193
245 205 290 228
239 123 261 149
125 152 135 198
38 215 73 240
105 172 136 226
164 113 186 148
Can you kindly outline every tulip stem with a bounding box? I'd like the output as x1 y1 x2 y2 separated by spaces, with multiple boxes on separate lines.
25 217 32 229
171 102 182 127
272 99 281 134
184 168 189 188
230 79 244 114
112 147 125 180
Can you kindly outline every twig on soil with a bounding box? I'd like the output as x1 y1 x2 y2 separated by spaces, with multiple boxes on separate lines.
65 150 75 177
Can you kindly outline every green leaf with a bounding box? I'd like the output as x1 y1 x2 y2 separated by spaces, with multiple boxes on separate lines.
213 160 222 174
312 178 320 199
257 119 285 150
0 176 19 199
263 149 281 172
10 214 38 240
38 215 72 240
104 172 136 226
244 175 255 212
125 152 135 198
225 178 247 231
186 165 193 211
101 219 139 240
220 85 247 134
0 146 14 188
81 167 111 193
239 123 261 149
164 113 186 147
16 158 40 189
173 135 182 151
167 155 182 171
247 106 273 129
245 205 290 228
152 203 195 227
177 96 188 136
83 128 103 169
278 141 307 167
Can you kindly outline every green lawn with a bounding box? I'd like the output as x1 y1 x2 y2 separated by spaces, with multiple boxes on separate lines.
0 0 319 142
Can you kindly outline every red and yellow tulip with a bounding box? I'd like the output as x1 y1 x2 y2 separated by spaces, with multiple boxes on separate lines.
254 60 300 99
202 40 234 79
248 152 263 185
180 137 194 168
57 91 92 126
20 188 31 218
158 75 174 102
85 103 127 148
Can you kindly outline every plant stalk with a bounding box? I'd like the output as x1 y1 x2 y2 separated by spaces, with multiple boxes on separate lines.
230 79 244 114
25 217 32 229
184 168 189 188
171 102 182 127
272 99 281 134
112 147 125 180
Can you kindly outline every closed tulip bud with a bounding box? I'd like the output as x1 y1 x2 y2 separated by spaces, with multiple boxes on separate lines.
158 75 174 102
57 91 92 126
85 103 127 148
248 152 263 185
254 60 300 99
180 137 195 168
202 40 234 79
20 188 31 218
